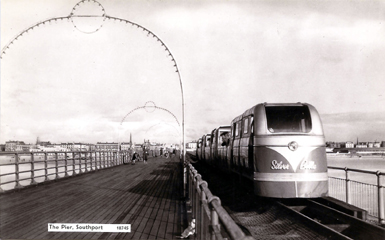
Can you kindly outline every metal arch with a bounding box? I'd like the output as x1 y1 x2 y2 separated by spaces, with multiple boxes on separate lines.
105 15 186 161
1 1 186 162
120 104 180 127
0 16 72 59
145 121 181 136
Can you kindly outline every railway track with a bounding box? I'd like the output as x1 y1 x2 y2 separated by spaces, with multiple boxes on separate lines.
188 154 385 239
277 199 385 240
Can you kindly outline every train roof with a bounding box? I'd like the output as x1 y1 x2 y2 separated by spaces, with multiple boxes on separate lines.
232 102 314 122
230 102 324 135
216 125 231 129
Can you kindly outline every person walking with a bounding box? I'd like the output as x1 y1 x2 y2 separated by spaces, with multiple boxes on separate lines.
132 151 138 165
143 150 148 164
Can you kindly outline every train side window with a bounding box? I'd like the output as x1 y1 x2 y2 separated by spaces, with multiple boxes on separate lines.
250 116 254 134
244 118 249 134
235 122 239 137
206 136 211 146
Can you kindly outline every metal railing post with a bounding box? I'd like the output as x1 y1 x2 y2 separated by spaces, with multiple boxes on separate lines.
211 207 219 240
90 152 93 171
79 152 83 174
55 152 59 179
103 151 106 168
97 151 100 169
30 152 37 185
84 152 88 172
15 153 22 188
72 152 76 176
200 181 208 240
44 152 49 181
64 152 69 177
377 171 385 224
345 167 351 204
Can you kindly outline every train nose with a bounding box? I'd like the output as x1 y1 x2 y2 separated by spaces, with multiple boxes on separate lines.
288 141 298 151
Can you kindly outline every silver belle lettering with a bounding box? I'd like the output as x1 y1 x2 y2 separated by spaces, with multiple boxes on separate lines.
271 160 290 170
300 160 316 170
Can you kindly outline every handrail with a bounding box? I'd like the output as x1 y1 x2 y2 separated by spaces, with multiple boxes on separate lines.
328 166 385 176
187 163 253 240
0 150 128 192
327 166 384 225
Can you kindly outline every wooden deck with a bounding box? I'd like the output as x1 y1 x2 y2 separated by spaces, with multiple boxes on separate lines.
0 156 186 239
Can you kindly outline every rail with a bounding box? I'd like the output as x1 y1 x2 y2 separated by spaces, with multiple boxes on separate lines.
328 166 385 225
0 150 131 192
187 163 253 240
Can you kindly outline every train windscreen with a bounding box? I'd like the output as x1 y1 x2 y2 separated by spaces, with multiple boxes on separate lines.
265 106 312 133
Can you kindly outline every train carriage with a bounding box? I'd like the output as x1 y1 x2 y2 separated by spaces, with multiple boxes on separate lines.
196 138 202 160
211 126 231 167
202 134 212 163
196 102 328 199
242 102 328 198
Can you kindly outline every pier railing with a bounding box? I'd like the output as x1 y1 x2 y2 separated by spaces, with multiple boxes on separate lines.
187 163 253 240
0 150 130 192
328 166 385 225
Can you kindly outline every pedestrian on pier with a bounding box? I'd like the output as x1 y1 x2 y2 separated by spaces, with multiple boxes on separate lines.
132 151 138 165
143 150 148 164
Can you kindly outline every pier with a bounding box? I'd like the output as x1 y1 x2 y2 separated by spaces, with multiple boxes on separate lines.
0 156 185 240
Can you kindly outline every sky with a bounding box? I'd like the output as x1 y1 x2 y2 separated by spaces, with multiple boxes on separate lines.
1 0 385 145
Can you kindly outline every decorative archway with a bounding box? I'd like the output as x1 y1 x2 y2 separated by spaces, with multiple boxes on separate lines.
1 0 186 162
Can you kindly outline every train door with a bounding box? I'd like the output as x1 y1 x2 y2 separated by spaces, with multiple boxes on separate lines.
240 117 249 171
240 115 254 176
217 127 230 168
200 135 206 161
227 128 233 170
196 138 202 160
248 116 254 173
204 134 211 162
232 120 241 172
210 130 216 165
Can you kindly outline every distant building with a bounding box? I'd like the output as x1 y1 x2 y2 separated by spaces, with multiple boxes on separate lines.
5 141 26 151
345 141 354 148
356 142 368 148
58 143 94 151
96 142 119 150
39 141 52 147
120 142 131 151
0 144 5 151
186 142 197 150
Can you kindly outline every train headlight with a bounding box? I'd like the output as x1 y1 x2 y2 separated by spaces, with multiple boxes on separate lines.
288 141 298 151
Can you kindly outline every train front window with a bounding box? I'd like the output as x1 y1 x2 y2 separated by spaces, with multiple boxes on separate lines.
265 106 312 133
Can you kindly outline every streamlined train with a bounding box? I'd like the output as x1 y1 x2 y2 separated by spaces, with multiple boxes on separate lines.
195 102 328 198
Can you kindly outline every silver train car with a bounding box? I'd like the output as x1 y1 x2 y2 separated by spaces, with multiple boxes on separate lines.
197 102 328 198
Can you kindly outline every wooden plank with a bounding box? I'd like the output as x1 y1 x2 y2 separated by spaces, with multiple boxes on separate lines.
0 157 184 240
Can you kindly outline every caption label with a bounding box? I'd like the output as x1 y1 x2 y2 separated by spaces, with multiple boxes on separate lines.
48 223 131 232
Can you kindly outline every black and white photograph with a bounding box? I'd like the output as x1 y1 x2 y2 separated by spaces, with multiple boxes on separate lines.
1 0 385 239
